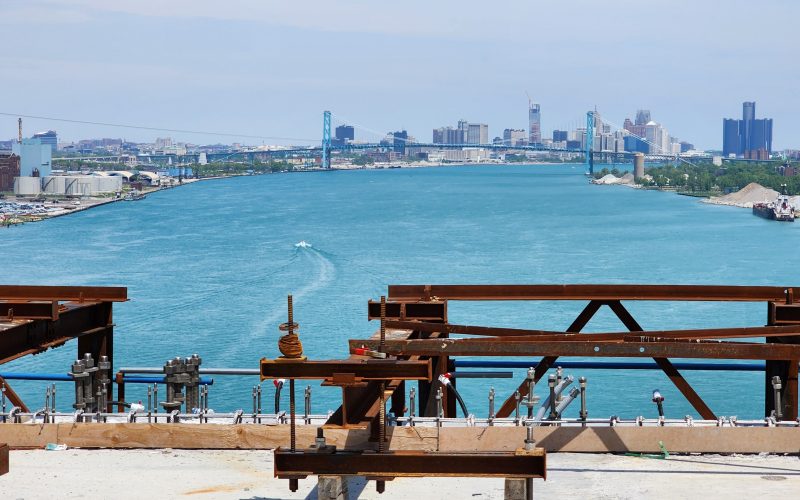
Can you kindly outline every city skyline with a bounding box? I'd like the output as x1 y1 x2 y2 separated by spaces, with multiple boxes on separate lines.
1 1 798 149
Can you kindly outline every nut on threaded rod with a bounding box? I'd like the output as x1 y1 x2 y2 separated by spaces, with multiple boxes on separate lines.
278 294 304 359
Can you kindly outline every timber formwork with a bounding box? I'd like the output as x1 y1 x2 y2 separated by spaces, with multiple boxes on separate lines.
0 285 127 412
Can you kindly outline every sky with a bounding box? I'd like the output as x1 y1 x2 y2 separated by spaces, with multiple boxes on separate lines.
0 0 798 150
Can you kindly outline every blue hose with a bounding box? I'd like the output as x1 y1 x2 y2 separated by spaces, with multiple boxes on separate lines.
0 372 214 385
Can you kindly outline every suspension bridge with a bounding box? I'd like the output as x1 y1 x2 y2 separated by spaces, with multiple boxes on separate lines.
50 110 721 173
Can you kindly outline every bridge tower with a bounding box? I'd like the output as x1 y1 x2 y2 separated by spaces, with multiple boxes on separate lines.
322 110 332 169
586 111 595 175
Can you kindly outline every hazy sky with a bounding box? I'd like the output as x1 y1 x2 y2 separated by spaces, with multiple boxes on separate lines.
1 0 797 149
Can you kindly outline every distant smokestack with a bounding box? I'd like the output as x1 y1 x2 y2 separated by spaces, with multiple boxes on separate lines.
18 118 22 143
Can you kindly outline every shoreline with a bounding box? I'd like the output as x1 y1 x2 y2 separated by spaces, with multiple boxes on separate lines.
0 177 206 226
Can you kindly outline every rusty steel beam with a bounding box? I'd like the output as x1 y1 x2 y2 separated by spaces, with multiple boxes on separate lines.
0 301 59 320
386 324 800 344
0 301 113 365
368 301 446 322
385 320 561 338
274 449 546 479
653 357 717 420
348 338 800 361
259 359 432 382
497 300 603 418
388 284 795 302
0 285 127 302
0 377 30 412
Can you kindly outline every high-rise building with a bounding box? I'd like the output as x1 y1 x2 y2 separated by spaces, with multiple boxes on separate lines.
528 101 541 144
334 125 354 143
635 110 651 126
722 101 773 158
32 130 57 152
467 123 488 144
552 130 567 142
722 119 740 157
503 129 527 146
433 126 464 144
392 130 408 154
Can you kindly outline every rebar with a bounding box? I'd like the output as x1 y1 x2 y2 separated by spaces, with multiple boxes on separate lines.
44 386 51 423
409 387 416 418
378 381 386 453
435 387 443 426
304 386 311 424
555 366 564 403
579 376 588 423
257 384 262 423
252 386 257 421
289 379 296 452
772 376 783 420
488 387 495 424
379 295 386 353
525 367 536 418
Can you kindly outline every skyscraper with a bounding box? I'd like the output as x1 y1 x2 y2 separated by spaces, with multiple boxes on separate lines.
635 110 651 126
334 125 354 143
528 101 541 144
722 119 740 157
722 101 773 158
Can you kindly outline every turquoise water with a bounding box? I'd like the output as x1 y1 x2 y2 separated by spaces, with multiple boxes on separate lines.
1 164 796 419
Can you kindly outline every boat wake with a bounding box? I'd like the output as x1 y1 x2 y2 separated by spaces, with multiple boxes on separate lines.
220 243 335 359
294 240 312 248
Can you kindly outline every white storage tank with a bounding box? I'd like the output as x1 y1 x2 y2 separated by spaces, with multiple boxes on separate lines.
65 176 94 196
96 176 122 193
13 176 41 196
42 176 67 195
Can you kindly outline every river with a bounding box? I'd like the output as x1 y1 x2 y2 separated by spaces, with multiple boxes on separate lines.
1 164 796 418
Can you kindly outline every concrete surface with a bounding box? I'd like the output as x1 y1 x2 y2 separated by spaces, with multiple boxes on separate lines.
0 449 798 499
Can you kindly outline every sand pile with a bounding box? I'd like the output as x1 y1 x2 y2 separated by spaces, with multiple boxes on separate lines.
592 173 635 185
704 182 779 208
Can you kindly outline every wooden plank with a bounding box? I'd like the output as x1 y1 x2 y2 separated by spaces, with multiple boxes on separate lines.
0 424 798 454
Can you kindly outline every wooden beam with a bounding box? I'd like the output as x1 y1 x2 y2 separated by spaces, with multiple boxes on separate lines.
0 424 799 454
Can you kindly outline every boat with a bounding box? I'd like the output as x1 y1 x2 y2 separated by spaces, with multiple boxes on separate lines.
752 194 795 222
124 190 147 201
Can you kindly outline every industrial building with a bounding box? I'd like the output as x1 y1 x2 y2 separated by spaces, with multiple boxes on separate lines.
11 138 52 177
0 152 20 192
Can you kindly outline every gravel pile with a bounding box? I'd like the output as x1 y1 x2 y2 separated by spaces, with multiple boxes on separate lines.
704 182 779 208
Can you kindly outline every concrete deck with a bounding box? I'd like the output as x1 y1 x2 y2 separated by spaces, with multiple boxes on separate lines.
1 449 798 499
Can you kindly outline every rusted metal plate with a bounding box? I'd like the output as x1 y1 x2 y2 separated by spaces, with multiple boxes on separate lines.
388 284 795 302
0 285 127 302
367 301 446 322
0 301 59 320
0 443 8 476
260 359 432 382
348 338 800 360
274 448 546 479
